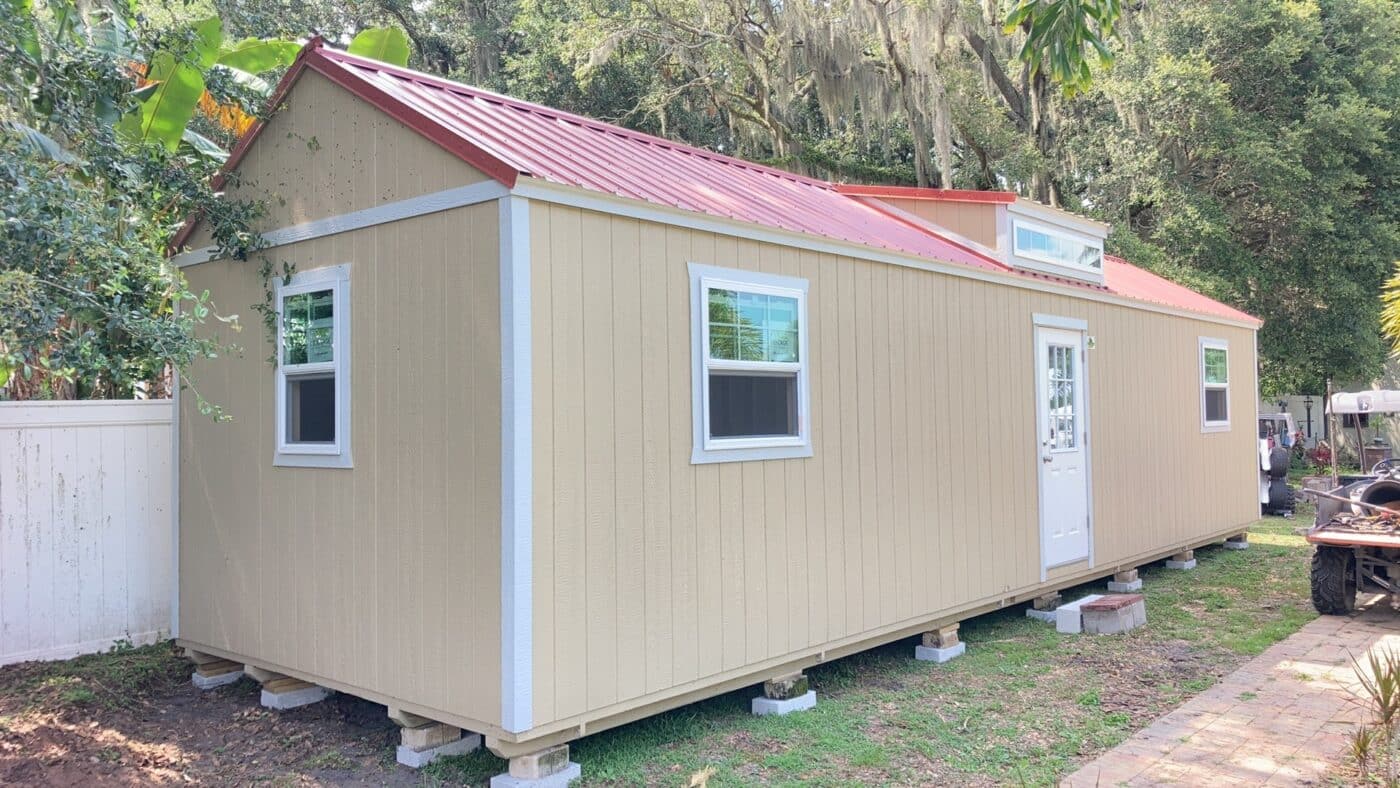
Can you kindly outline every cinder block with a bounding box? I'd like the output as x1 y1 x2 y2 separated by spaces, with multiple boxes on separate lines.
192 668 244 690
751 689 817 715
261 682 331 710
1080 594 1147 635
1108 569 1142 592
1025 607 1057 623
914 641 965 663
1224 535 1249 551
396 732 481 768
1055 594 1103 634
490 761 581 788
1165 558 1197 570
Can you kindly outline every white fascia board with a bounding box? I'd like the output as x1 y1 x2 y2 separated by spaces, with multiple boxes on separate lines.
1007 197 1109 240
499 194 533 734
510 178 1259 331
172 180 510 267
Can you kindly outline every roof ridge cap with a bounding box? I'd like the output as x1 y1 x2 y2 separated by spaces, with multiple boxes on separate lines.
317 47 836 191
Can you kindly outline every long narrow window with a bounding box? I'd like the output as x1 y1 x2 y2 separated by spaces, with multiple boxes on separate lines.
1200 337 1230 432
275 264 352 467
689 263 811 464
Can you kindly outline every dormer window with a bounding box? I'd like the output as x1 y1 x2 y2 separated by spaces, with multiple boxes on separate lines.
1013 219 1103 272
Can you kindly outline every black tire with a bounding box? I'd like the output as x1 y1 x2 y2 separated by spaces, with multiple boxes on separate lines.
1266 480 1294 513
1269 447 1290 478
1311 546 1357 615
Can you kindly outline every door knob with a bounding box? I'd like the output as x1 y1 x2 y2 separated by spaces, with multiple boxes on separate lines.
1042 455 1053 463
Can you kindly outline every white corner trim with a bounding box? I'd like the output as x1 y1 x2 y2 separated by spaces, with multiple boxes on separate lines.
171 327 181 640
499 194 533 733
173 180 510 267
512 178 1259 331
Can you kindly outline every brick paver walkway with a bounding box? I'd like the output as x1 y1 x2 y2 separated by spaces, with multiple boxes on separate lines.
1064 601 1400 786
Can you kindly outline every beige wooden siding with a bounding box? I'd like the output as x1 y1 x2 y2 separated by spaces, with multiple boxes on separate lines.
529 202 1258 730
183 70 490 249
179 200 503 731
879 197 1000 250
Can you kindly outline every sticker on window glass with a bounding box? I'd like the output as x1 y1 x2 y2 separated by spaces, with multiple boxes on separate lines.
708 287 799 363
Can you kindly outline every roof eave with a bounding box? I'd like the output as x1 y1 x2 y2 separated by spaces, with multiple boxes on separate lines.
168 38 521 254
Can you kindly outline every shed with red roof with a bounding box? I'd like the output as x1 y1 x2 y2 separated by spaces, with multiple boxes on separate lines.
173 40 1262 781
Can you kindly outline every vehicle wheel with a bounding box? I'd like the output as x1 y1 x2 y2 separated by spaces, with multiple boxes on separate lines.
1269 446 1290 478
1311 546 1357 615
1266 480 1294 513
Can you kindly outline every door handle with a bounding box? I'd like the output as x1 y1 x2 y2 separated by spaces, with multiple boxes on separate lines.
1042 455 1053 464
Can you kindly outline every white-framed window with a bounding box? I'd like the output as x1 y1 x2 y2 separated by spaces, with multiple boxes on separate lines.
1200 337 1230 432
274 264 352 468
1012 218 1103 272
688 263 812 464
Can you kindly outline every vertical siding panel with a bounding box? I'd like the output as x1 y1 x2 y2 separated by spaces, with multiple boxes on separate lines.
853 262 879 630
795 249 822 649
742 459 768 663
929 273 951 609
420 211 448 702
719 460 746 671
889 269 912 620
838 257 864 631
670 228 700 685
532 203 557 725
870 265 895 624
818 253 844 642
552 206 589 718
583 211 619 710
612 216 647 699
639 219 673 693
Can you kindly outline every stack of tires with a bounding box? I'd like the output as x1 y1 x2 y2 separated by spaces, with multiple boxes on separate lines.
1264 446 1294 515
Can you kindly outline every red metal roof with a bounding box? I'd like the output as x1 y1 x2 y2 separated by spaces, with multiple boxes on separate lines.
1102 256 1260 325
306 46 1005 272
182 40 1260 326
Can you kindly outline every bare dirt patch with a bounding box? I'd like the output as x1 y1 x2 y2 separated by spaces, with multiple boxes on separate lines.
0 643 418 786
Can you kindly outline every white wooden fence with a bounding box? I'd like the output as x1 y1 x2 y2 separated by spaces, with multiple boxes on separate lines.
0 400 173 665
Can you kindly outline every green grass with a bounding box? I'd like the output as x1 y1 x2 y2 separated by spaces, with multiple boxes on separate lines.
0 515 1317 787
424 513 1317 786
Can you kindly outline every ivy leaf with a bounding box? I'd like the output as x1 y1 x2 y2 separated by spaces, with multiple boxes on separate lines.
216 38 300 73
347 27 410 67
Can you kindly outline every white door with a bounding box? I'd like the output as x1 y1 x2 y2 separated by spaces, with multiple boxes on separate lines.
1035 325 1090 569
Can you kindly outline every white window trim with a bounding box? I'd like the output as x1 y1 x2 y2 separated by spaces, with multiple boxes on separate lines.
274 263 353 468
689 263 812 464
1200 336 1230 433
1011 216 1104 279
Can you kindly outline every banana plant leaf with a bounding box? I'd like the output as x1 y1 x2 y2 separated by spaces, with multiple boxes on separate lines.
347 27 410 67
